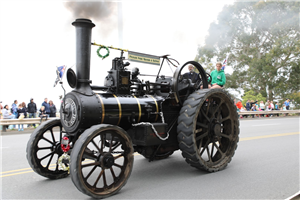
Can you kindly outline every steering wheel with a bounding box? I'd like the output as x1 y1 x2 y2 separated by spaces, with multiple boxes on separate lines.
206 73 212 84
171 61 208 106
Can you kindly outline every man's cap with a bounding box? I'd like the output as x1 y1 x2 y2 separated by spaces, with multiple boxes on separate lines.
30 98 33 100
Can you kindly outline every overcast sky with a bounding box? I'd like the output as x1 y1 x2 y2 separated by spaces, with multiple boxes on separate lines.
0 0 234 109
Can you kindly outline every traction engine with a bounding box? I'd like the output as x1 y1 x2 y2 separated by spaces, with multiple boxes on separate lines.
26 18 240 199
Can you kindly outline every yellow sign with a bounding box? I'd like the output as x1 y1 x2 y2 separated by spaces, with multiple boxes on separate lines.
128 51 160 66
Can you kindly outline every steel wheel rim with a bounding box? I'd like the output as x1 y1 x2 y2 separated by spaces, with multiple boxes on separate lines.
194 93 237 167
78 130 132 193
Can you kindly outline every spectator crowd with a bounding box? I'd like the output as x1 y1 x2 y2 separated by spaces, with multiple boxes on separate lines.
0 98 57 131
235 98 293 118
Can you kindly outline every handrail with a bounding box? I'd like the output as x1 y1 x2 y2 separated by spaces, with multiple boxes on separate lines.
237 110 300 115
0 117 59 125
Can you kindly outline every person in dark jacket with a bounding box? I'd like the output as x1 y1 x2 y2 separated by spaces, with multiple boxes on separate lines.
246 100 251 111
42 98 50 117
49 100 57 117
17 103 27 131
27 98 37 128
183 65 201 84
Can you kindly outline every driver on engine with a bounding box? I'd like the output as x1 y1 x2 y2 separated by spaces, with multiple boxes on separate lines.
183 65 201 84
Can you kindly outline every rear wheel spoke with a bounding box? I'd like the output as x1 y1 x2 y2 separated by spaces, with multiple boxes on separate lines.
221 116 230 123
196 131 208 141
213 142 224 156
196 122 208 129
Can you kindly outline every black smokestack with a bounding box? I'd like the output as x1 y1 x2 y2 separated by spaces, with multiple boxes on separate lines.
72 18 95 95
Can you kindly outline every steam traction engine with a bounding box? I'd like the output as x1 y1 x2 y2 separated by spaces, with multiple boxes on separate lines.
26 19 239 199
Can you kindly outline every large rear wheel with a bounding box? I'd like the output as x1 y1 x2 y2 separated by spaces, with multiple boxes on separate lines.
70 124 134 199
177 89 239 172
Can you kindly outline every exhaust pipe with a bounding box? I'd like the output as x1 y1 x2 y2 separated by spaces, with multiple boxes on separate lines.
72 18 95 95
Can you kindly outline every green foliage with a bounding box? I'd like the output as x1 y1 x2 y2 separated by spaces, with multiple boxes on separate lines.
241 90 265 106
195 1 300 101
287 92 300 109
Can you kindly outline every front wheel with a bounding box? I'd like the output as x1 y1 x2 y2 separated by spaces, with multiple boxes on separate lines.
26 119 69 179
70 124 134 199
177 89 239 172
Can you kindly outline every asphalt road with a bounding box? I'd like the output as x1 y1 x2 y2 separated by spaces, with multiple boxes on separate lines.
1 116 299 199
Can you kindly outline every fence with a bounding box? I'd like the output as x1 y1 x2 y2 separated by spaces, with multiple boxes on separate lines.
237 110 300 115
1 110 299 132
0 117 58 132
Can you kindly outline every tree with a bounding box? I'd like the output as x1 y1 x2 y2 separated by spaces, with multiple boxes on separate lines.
195 1 300 100
241 90 265 106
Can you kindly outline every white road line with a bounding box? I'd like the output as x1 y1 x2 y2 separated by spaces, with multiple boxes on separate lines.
252 124 279 126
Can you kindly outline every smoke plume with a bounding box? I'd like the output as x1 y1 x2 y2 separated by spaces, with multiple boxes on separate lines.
64 2 118 38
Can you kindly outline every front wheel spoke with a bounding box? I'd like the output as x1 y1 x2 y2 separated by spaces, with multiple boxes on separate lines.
221 116 230 123
39 152 54 161
38 146 52 150
85 165 97 180
113 163 123 168
111 142 121 152
42 137 54 145
110 167 116 180
109 135 115 152
103 170 107 187
195 131 208 141
196 122 208 129
93 169 104 187
55 163 59 171
46 153 54 168
114 153 124 160
59 128 62 143
82 162 99 168
91 140 101 153
100 134 105 153
83 149 98 160
50 129 55 143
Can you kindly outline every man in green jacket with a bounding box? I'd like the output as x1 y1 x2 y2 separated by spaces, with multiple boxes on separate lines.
209 62 226 89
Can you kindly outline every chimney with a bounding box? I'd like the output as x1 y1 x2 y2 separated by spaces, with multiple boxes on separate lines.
72 18 95 95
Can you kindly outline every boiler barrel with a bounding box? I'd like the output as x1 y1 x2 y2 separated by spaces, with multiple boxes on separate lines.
61 91 163 134
95 93 163 127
